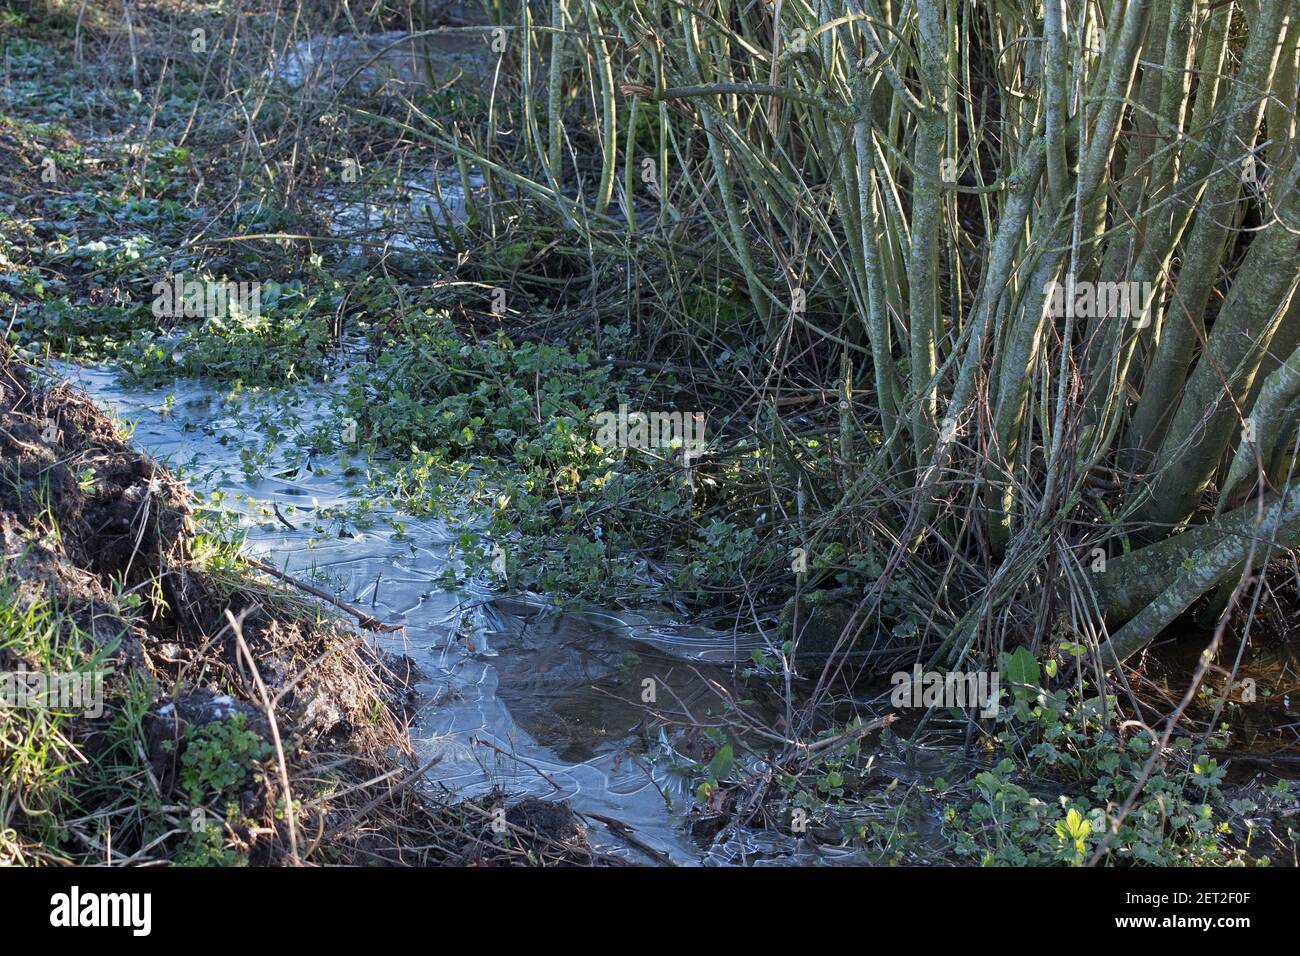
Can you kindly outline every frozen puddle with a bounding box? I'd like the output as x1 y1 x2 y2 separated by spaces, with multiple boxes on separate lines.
53 362 768 864
320 169 487 254
267 30 493 93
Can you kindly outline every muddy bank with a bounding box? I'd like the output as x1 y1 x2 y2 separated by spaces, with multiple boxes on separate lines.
0 349 604 865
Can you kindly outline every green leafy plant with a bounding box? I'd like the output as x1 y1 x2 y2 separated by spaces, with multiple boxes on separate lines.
179 714 272 807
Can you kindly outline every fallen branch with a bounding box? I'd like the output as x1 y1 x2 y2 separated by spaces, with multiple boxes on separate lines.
240 555 404 632
580 812 678 867
228 608 301 865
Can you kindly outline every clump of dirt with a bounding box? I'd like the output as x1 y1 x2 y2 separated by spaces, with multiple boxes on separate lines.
1 359 189 577
414 789 615 866
506 796 585 844
0 350 603 866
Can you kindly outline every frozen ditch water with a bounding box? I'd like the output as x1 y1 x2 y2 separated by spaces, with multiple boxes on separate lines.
267 29 494 93
320 169 487 255
53 361 775 864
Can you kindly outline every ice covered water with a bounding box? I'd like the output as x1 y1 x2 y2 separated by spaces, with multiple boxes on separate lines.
52 361 767 863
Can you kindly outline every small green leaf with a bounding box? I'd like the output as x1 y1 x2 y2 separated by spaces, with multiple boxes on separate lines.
1004 646 1041 696
708 743 735 780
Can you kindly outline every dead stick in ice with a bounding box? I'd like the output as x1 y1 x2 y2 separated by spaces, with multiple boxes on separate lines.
240 555 404 632
580 811 677 867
